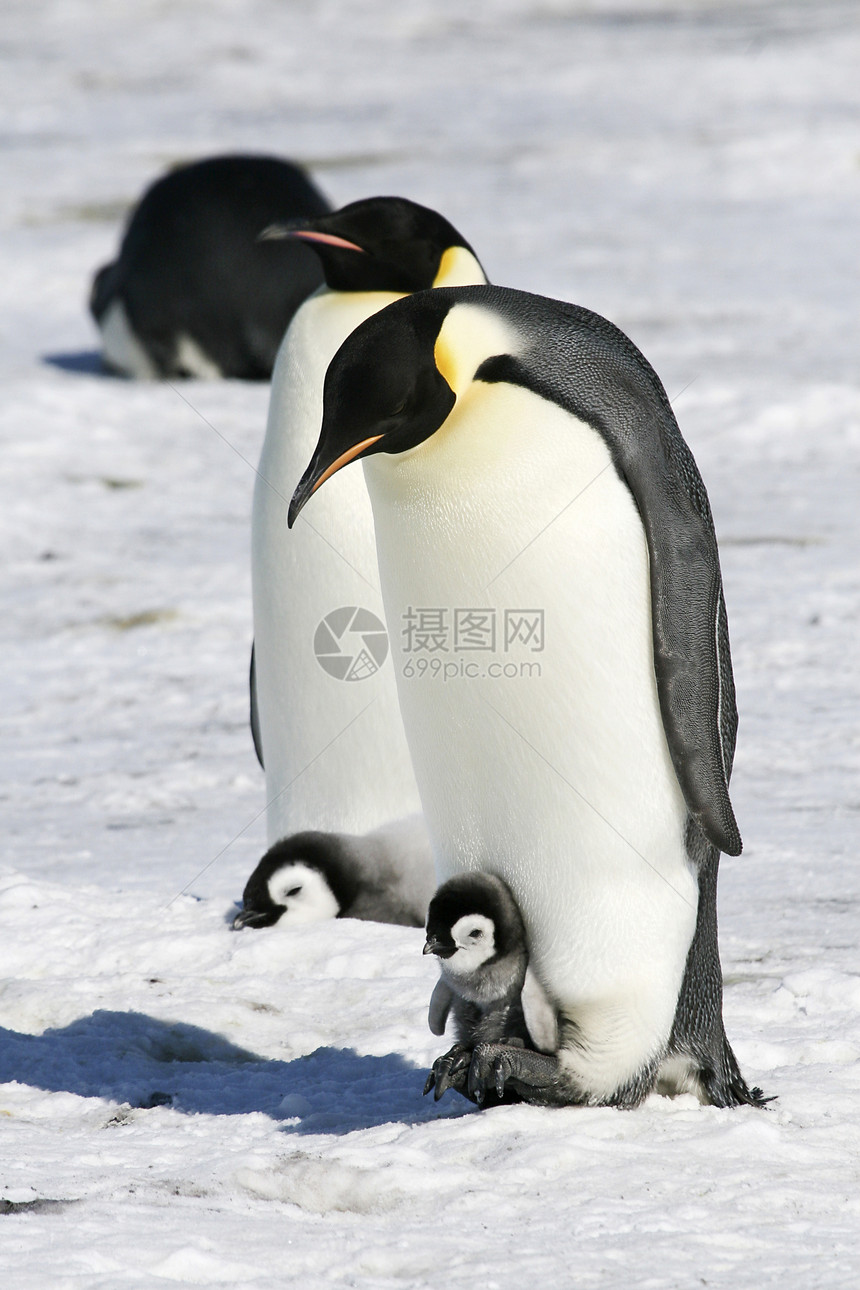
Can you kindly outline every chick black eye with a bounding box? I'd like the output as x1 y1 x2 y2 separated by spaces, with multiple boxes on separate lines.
469 929 483 940
286 886 302 898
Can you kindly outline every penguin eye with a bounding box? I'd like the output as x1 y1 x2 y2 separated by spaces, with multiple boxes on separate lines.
389 397 408 417
468 928 483 940
286 886 302 899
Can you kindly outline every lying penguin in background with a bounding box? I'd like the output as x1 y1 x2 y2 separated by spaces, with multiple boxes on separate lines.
423 873 557 1105
232 817 435 930
90 154 330 380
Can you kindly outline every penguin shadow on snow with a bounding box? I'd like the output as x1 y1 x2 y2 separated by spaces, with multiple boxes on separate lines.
42 350 106 376
0 1010 470 1133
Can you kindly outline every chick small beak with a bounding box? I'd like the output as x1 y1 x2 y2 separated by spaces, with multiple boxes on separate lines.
424 935 456 958
232 907 279 930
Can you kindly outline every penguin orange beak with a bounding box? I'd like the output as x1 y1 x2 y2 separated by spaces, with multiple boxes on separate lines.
258 225 367 255
288 435 384 527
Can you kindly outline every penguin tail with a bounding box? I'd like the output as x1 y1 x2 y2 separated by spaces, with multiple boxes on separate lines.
701 1043 775 1109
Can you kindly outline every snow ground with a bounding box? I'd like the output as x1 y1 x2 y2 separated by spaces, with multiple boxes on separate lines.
1 1 859 1286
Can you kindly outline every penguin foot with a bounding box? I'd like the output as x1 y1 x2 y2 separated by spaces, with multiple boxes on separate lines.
424 1044 473 1101
467 1042 562 1107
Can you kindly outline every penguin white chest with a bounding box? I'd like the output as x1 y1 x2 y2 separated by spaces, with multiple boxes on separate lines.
365 381 697 1091
251 287 421 840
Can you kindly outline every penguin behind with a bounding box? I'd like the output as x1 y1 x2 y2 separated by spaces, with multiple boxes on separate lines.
423 872 557 1104
90 154 330 380
250 197 487 861
288 284 767 1111
233 816 436 930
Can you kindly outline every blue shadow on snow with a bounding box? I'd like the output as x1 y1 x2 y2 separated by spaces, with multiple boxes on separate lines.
0 1010 471 1134
42 350 107 375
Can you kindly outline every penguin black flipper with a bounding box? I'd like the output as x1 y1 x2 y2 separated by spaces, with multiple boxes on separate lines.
475 293 741 857
249 641 264 770
428 978 454 1036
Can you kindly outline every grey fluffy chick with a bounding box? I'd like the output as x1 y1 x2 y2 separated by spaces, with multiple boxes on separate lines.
423 872 556 1104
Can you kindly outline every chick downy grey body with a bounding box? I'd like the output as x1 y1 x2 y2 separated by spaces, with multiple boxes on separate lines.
233 819 434 930
423 872 555 1104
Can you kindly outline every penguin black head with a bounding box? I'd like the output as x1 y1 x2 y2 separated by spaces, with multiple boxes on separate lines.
287 287 523 526
288 290 468 525
232 832 360 929
261 196 482 294
424 872 527 980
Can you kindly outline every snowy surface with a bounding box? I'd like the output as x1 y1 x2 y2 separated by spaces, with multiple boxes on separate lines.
2 1 859 1285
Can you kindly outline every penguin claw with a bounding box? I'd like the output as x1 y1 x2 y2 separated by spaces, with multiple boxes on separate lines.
467 1042 514 1104
468 1042 562 1107
424 1044 473 1102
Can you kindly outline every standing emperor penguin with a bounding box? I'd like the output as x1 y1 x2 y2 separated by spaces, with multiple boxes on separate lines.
251 198 486 880
288 285 767 1110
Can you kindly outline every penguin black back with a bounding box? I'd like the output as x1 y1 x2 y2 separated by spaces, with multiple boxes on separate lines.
91 154 331 380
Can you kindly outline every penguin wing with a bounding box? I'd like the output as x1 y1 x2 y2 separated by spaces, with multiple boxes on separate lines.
621 424 742 857
249 641 264 770
520 966 559 1054
428 978 454 1036
476 293 741 856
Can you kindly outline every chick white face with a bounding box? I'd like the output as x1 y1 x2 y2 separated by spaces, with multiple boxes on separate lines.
442 913 497 979
267 862 340 925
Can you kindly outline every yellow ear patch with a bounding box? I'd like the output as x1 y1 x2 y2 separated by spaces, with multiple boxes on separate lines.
433 303 519 398
433 245 486 288
433 329 459 396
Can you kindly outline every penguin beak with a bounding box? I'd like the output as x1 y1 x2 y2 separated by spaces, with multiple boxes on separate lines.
288 435 383 527
258 224 367 255
423 935 455 959
232 906 281 930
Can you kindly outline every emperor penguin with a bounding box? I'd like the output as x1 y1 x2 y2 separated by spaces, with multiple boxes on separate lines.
250 197 487 880
423 872 557 1104
288 285 767 1111
232 818 435 930
90 154 330 379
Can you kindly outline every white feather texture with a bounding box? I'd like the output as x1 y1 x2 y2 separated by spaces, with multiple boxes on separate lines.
98 299 159 379
253 288 412 843
364 303 698 1098
252 253 485 852
444 913 497 977
266 861 341 924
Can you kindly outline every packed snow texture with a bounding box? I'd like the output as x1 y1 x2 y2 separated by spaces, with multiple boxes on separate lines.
1 1 859 1286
